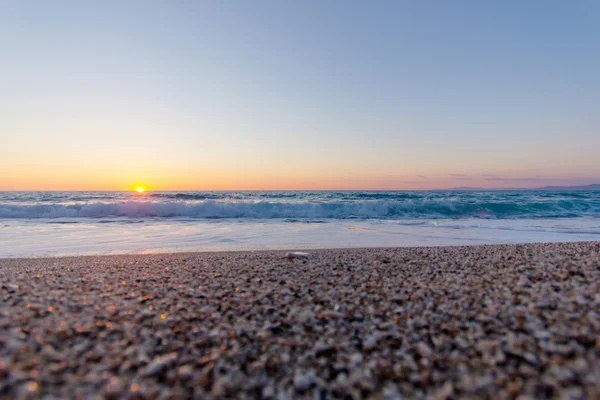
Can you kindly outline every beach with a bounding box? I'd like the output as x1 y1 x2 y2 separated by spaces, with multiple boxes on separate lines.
1 242 599 399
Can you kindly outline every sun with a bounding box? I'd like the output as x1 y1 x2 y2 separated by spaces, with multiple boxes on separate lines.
135 186 145 193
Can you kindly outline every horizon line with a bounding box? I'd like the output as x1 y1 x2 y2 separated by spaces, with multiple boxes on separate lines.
1 184 599 192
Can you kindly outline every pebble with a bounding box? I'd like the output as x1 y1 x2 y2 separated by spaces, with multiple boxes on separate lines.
293 370 314 391
2 283 19 293
285 251 312 260
363 335 379 351
142 352 178 377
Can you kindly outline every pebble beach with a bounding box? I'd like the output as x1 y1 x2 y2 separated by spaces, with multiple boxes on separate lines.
1 242 599 399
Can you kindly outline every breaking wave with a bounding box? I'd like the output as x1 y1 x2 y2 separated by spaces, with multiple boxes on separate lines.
1 198 598 219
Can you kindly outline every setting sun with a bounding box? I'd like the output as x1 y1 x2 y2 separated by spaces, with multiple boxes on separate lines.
136 186 145 193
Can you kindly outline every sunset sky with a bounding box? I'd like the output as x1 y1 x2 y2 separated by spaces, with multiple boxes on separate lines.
1 1 599 190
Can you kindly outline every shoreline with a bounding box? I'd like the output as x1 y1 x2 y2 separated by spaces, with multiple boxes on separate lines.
2 239 600 261
3 216 599 259
1 242 599 398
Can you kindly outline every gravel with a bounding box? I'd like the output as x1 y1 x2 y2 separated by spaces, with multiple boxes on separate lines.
1 242 599 398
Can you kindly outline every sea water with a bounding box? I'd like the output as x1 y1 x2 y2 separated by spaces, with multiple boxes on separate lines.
0 190 599 257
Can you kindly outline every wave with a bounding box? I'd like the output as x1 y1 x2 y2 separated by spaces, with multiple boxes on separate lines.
0 199 598 219
147 193 233 200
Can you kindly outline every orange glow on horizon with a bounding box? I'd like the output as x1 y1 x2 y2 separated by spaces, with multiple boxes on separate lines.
1 165 596 191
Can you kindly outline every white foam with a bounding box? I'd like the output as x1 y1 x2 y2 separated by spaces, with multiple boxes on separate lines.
0 218 598 258
0 198 596 219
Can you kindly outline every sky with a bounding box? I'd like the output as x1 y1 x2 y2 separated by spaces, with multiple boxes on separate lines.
1 0 599 190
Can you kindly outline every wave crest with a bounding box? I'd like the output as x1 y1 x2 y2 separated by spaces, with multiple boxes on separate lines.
0 199 598 219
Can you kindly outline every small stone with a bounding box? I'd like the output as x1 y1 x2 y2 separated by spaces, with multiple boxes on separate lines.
550 366 576 385
335 372 349 385
417 342 433 357
363 335 379 351
262 384 275 398
106 376 124 396
559 387 584 400
142 352 178 377
475 376 496 392
294 371 314 391
3 283 19 293
533 330 552 340
177 365 193 380
523 352 540 366
517 277 531 288
211 377 228 397
314 344 336 358
285 252 312 260
350 353 363 365
433 381 454 400
382 383 404 399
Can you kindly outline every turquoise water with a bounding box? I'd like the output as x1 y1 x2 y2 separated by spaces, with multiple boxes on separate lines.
1 190 599 219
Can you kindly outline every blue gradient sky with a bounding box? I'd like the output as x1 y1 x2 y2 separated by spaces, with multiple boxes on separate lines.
1 1 599 190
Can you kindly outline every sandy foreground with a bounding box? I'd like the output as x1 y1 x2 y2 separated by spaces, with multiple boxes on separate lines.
0 243 599 399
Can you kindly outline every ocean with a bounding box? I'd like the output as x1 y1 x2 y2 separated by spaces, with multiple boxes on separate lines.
1 190 599 257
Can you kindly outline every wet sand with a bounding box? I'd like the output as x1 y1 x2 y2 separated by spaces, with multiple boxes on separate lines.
1 242 599 398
